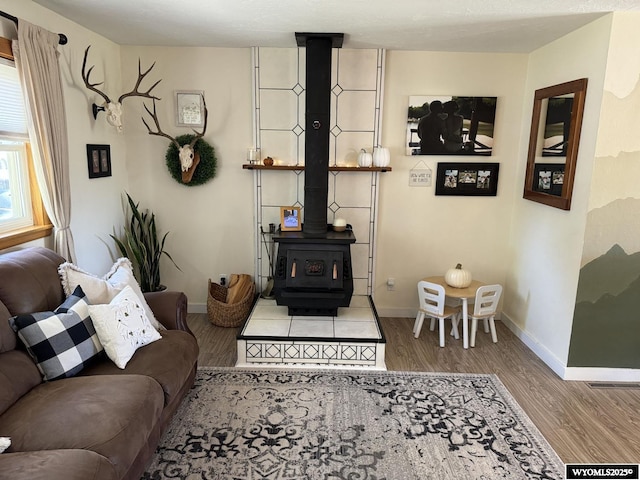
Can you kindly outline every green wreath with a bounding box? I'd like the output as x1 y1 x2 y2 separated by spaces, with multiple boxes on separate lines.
165 134 217 186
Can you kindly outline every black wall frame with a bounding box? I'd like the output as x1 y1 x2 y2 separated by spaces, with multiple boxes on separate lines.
435 162 499 196
86 144 112 179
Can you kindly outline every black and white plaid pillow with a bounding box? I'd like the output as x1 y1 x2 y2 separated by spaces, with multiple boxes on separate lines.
9 285 104 381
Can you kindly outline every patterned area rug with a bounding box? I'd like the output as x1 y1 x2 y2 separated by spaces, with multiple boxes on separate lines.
143 368 564 479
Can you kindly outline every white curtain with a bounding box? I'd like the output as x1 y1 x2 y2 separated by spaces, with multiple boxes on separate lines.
12 20 76 262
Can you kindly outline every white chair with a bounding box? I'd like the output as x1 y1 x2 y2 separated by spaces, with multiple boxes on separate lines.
414 280 460 347
468 284 502 347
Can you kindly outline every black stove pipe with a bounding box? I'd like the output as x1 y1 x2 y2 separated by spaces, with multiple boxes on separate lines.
302 36 332 235
296 33 343 236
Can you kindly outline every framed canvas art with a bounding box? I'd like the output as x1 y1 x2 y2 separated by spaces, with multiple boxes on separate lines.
407 96 497 156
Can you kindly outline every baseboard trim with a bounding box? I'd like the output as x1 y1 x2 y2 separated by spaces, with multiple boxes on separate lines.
375 307 415 318
501 313 640 382
563 367 640 382
189 303 413 318
500 312 567 379
189 303 206 314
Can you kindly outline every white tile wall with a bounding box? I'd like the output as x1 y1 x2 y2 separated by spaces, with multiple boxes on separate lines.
251 47 386 298
335 49 380 91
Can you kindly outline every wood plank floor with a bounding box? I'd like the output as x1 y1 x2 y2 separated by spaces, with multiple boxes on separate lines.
188 312 640 464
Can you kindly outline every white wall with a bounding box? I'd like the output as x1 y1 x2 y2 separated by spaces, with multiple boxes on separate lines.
376 51 528 316
0 0 129 274
121 46 254 309
503 16 612 375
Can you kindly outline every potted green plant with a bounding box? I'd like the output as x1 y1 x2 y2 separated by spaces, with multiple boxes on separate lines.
110 193 180 292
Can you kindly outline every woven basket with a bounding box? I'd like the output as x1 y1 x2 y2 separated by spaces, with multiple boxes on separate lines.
207 278 255 328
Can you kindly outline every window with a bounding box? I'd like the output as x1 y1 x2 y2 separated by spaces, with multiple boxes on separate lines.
0 141 33 229
0 38 51 249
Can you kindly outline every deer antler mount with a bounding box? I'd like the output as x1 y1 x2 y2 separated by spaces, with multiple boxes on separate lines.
142 96 210 184
82 45 161 133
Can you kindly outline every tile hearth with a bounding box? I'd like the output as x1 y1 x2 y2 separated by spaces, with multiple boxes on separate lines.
236 296 386 370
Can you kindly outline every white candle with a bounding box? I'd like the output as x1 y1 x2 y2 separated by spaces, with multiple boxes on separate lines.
247 148 259 162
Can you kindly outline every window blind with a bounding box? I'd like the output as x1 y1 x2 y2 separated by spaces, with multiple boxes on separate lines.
0 61 28 139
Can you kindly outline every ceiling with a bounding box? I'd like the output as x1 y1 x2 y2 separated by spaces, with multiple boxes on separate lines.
33 0 640 53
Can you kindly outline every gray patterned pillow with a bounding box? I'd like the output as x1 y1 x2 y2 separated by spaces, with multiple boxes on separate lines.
9 286 104 381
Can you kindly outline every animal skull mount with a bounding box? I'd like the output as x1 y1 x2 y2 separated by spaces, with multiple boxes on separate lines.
82 45 161 133
104 102 123 131
142 96 208 183
178 144 197 172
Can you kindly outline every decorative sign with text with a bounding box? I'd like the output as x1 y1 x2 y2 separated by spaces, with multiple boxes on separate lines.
409 161 432 187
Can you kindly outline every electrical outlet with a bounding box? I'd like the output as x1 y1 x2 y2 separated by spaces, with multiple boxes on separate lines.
387 277 395 291
219 274 227 286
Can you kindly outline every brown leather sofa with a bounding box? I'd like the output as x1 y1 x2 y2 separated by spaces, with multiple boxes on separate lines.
0 247 199 480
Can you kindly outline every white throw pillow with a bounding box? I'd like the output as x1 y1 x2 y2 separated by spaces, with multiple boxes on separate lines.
88 285 161 369
58 258 164 330
0 437 10 453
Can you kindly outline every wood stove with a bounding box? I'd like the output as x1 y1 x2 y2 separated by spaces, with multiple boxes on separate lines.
273 226 355 316
272 32 354 316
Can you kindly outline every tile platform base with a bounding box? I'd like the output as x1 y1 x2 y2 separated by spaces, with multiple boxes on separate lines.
236 295 386 370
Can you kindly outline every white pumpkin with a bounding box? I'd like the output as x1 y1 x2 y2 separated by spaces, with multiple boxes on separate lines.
358 148 373 167
372 147 390 167
445 263 472 288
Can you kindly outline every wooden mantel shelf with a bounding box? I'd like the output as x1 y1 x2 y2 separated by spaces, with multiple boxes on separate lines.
242 163 392 172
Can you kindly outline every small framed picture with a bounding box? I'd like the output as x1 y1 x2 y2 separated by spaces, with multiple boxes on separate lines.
86 144 111 178
533 163 565 197
280 206 302 232
175 90 205 127
435 162 499 196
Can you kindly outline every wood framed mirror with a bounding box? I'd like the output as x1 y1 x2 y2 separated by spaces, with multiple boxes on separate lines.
523 78 588 210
